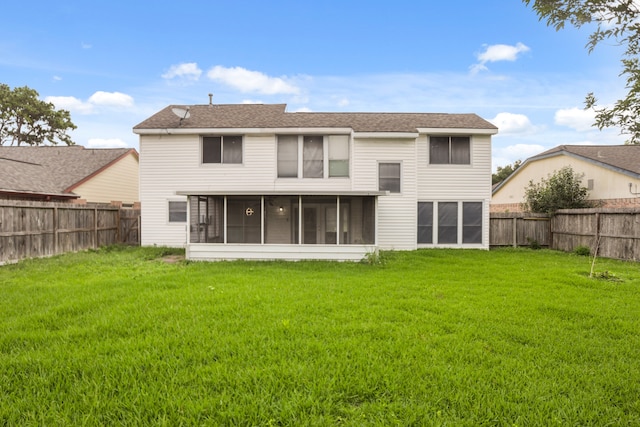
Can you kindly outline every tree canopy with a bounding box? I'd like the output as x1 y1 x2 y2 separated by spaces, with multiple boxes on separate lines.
523 0 640 144
524 166 591 213
492 159 522 185
0 84 76 146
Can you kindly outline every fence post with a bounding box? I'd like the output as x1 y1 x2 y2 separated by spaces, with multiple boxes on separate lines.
94 206 98 249
512 217 517 248
53 206 59 256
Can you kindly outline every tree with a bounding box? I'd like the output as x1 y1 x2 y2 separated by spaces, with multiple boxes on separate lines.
492 159 522 185
0 84 76 146
523 0 640 144
524 166 591 213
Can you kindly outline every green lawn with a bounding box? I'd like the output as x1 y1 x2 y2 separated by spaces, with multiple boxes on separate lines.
1 246 639 426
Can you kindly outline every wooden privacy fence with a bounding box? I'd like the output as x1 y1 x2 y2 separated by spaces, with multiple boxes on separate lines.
490 208 640 261
490 212 551 248
0 200 140 265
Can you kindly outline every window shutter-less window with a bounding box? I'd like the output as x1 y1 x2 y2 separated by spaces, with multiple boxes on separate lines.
430 136 450 164
223 136 243 164
329 135 349 177
463 202 482 243
379 163 401 193
438 202 458 244
303 136 324 178
277 135 298 177
451 137 470 164
202 137 222 163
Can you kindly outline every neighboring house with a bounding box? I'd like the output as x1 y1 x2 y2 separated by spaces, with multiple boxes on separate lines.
492 145 640 212
0 146 139 205
134 103 498 261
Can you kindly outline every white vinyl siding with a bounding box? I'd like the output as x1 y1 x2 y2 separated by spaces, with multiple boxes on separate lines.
417 134 492 248
353 137 417 251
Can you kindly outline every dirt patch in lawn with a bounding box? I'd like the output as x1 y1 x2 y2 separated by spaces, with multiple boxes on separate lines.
162 255 185 263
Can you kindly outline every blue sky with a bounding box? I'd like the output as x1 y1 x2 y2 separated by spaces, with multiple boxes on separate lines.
0 0 628 170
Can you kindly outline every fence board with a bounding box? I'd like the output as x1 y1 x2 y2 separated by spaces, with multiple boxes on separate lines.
0 200 140 265
491 208 640 261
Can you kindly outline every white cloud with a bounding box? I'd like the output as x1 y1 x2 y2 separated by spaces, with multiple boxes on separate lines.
45 96 94 114
241 99 264 104
292 107 313 112
162 62 202 81
492 143 546 171
81 42 92 49
337 98 350 107
53 76 62 82
207 66 300 95
554 107 596 131
471 42 530 73
88 91 134 108
46 91 134 114
86 138 128 148
490 112 537 135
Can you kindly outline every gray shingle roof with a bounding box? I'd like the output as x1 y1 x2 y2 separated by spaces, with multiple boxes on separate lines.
535 145 640 176
0 146 136 197
133 104 498 133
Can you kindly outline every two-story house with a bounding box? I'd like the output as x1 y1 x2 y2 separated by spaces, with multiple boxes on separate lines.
133 103 498 261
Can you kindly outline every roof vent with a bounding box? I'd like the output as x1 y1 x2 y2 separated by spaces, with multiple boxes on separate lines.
208 93 213 105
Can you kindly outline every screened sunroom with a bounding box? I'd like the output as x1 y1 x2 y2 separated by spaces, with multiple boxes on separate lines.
179 192 382 261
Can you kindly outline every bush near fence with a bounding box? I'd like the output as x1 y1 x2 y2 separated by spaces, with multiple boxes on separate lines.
0 200 140 265
490 208 640 262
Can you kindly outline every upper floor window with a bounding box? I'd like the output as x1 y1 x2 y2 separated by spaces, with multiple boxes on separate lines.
328 135 349 177
303 136 323 178
277 135 349 178
202 136 243 164
379 162 401 193
430 136 470 165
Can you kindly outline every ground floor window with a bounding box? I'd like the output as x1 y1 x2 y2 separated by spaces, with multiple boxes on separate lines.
417 201 483 245
189 195 375 245
168 200 187 223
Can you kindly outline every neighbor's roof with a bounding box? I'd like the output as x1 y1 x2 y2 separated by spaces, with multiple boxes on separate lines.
0 146 137 199
534 145 640 176
492 144 640 194
133 104 498 133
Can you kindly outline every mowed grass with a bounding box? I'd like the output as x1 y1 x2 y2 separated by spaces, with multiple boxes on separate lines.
1 247 639 426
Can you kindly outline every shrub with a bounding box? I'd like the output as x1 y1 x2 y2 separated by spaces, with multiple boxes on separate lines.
524 166 591 214
574 245 591 256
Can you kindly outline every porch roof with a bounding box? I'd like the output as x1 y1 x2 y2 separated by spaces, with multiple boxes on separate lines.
176 190 388 197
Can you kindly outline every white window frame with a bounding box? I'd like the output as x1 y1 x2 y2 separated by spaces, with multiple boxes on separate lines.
276 134 350 179
428 136 471 165
378 161 402 194
201 135 244 165
417 201 484 246
168 200 188 223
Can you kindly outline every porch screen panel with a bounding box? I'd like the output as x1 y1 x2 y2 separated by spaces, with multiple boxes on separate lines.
462 202 482 244
303 136 324 178
264 196 299 244
277 135 298 177
227 197 261 243
301 197 337 244
361 197 375 244
341 197 375 245
190 196 223 243
438 202 458 244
